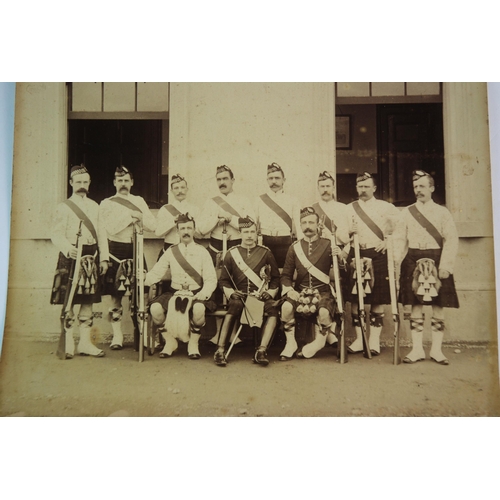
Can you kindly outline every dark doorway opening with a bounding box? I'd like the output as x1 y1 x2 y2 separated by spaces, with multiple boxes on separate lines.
68 120 163 206
377 103 445 206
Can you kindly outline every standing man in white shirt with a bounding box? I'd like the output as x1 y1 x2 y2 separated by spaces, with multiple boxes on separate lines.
394 170 459 365
345 172 401 356
155 173 200 257
312 171 351 346
312 171 350 253
99 166 157 350
50 164 109 358
255 162 302 268
197 165 255 265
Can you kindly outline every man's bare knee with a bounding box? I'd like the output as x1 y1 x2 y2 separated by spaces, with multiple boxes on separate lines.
150 303 165 324
318 307 331 325
192 302 206 326
281 302 294 322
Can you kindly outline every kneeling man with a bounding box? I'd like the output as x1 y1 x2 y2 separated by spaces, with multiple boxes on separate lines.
144 213 217 359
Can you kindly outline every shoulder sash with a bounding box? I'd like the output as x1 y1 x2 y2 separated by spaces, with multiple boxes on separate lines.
352 201 384 241
170 245 203 287
293 241 330 285
229 247 264 289
408 205 443 248
212 196 241 218
260 194 292 231
313 202 335 234
64 199 98 242
110 196 141 212
163 204 181 218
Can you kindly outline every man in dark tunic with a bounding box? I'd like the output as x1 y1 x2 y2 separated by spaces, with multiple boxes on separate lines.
280 206 341 360
214 217 280 367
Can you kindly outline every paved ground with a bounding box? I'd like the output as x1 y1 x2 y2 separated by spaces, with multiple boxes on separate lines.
1 333 499 417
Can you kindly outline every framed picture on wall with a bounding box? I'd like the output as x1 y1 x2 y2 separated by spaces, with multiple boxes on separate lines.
336 115 351 149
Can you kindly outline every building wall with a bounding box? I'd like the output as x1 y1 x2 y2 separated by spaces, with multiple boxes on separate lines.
4 82 497 346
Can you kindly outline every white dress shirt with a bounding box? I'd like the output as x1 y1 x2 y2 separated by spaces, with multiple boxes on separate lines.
155 199 201 244
315 199 350 246
99 193 157 243
51 194 109 261
197 191 255 241
255 189 303 239
145 241 217 299
346 196 401 249
393 199 458 274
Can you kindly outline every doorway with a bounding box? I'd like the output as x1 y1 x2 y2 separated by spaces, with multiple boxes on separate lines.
377 103 445 206
68 120 163 206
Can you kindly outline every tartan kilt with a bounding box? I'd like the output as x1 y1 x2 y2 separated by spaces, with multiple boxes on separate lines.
346 247 391 305
102 241 148 297
400 248 459 308
50 244 101 305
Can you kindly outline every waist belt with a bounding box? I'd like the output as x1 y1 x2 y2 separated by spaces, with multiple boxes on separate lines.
171 282 201 292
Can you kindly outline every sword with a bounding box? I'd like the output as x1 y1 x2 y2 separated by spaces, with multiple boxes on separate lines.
330 226 347 364
353 230 372 360
133 221 148 362
386 234 401 365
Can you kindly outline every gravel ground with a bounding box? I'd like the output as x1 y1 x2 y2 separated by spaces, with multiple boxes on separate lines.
1 334 499 417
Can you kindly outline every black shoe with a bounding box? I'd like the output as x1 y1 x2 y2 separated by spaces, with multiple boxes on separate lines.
214 350 227 367
296 350 305 359
254 349 269 366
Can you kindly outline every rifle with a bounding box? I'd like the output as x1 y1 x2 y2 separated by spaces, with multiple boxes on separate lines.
331 227 347 364
386 234 401 365
352 231 372 359
320 215 347 363
56 220 83 360
132 221 149 362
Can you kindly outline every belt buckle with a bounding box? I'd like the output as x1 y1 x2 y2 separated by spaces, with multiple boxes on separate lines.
419 243 427 250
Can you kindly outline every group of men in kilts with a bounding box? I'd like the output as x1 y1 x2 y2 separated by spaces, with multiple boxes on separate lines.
50 162 459 366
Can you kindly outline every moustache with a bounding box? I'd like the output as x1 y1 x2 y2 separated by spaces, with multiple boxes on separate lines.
219 184 227 189
304 228 315 233
181 233 190 238
76 188 88 193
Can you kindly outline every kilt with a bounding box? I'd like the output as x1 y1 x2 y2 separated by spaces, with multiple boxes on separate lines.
102 240 148 297
226 296 279 318
262 235 292 268
346 247 391 305
50 244 101 305
285 288 336 319
149 287 217 315
400 248 459 308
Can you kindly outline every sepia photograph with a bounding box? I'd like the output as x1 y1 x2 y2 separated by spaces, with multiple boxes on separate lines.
1 81 499 418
